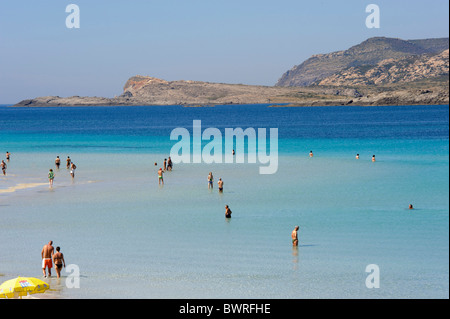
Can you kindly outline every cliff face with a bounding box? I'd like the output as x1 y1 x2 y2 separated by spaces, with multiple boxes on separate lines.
317 49 449 86
276 37 449 87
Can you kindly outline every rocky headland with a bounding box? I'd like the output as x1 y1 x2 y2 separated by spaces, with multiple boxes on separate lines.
14 36 449 108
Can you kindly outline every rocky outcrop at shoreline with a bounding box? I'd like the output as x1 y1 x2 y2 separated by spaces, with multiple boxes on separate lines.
14 75 448 107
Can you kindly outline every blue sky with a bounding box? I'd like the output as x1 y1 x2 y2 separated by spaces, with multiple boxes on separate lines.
0 0 448 103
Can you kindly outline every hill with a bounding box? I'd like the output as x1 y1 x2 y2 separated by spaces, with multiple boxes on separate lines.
276 37 449 87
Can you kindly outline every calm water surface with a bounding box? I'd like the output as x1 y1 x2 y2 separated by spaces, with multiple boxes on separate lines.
0 104 448 298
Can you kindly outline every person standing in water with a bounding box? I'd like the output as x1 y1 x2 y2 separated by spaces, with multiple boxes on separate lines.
309 151 313 157
41 241 54 278
1 160 6 176
292 226 299 246
158 168 164 185
208 172 214 189
167 157 173 171
48 169 55 187
163 159 167 171
66 156 71 169
70 162 77 179
6 151 10 162
55 156 61 169
52 246 66 279
372 155 376 162
218 178 224 192
356 154 360 159
225 205 232 218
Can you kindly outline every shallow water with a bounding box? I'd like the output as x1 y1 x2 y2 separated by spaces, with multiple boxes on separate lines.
0 105 448 298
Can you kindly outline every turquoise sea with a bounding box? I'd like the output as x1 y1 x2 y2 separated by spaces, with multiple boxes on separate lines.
0 104 448 299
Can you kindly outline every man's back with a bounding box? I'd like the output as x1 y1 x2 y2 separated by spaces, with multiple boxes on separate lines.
42 244 54 258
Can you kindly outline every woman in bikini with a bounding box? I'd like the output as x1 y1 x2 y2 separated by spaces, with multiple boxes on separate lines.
52 246 66 279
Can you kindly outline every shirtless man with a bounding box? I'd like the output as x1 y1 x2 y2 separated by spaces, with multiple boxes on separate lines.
158 168 164 185
309 151 313 158
218 178 223 192
225 205 232 218
167 157 173 171
1 160 6 176
52 246 66 278
41 241 55 277
372 155 376 162
6 151 10 161
55 156 61 169
163 159 167 171
356 154 360 160
66 156 71 169
292 226 299 246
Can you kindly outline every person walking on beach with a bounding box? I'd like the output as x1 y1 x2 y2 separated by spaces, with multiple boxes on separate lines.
41 241 54 277
55 156 61 169
52 246 66 279
158 168 164 185
218 178 223 192
48 169 55 188
208 172 214 189
167 157 173 171
1 160 6 176
70 162 77 179
225 205 232 218
292 226 299 246
6 151 10 162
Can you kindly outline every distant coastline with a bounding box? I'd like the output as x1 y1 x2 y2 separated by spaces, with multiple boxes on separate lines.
12 36 449 108
11 80 449 108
